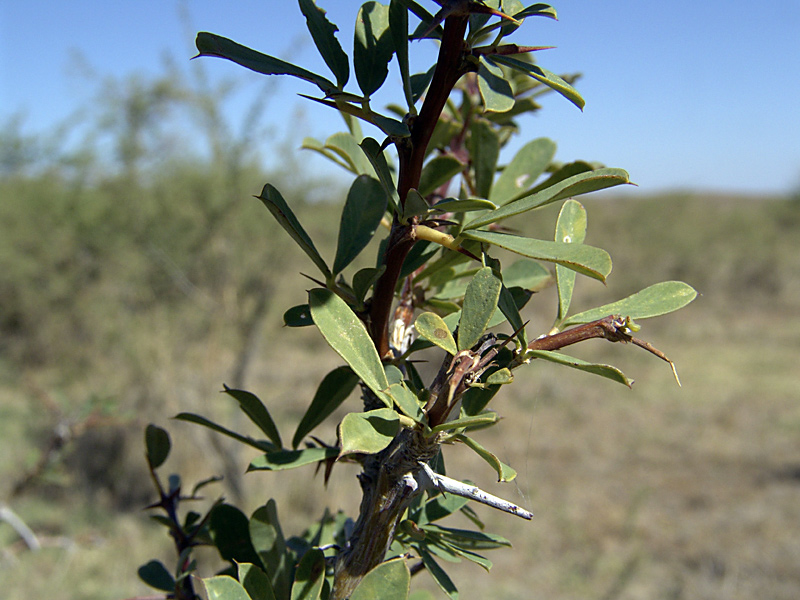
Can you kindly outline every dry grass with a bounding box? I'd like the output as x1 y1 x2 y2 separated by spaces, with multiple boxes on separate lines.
2 193 799 599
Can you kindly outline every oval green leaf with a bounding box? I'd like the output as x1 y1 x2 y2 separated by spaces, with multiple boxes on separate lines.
350 557 411 600
431 197 497 213
223 385 282 449
334 175 388 274
461 230 612 283
324 132 376 175
489 137 556 206
555 199 588 321
208 504 262 565
292 367 358 448
489 54 584 110
389 383 426 424
458 267 503 351
291 548 325 600
477 55 514 114
257 184 331 278
284 304 313 327
415 312 458 355
527 349 633 387
469 118 500 198
174 412 276 453
354 2 394 97
250 501 290 598
249 447 340 472
502 259 552 292
418 155 465 197
308 288 390 405
455 434 517 482
466 168 630 230
196 32 338 97
430 412 499 434
145 424 170 469
562 281 698 327
239 562 277 600
138 560 175 592
339 408 400 458
292 366 359 448
298 0 349 89
203 576 252 600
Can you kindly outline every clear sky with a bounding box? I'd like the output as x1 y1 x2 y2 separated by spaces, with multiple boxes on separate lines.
2 1 799 194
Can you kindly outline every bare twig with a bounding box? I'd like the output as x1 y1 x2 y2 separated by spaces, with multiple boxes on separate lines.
417 462 533 520
0 504 40 551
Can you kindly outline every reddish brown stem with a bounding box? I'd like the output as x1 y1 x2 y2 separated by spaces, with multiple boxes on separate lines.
369 15 470 358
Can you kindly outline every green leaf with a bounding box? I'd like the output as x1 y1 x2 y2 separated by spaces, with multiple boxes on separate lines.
430 412 499 434
209 504 262 566
389 382 425 423
360 137 400 212
485 367 513 386
298 0 349 89
526 160 595 196
501 259 552 291
497 284 526 347
302 137 351 172
196 32 338 97
415 312 458 355
458 267 502 351
203 576 253 600
300 94 409 137
291 548 325 600
174 413 276 453
460 384 500 416
431 197 497 213
416 494 470 525
145 424 170 469
138 560 175 592
418 547 458 599
257 184 331 279
477 55 514 113
466 168 630 230
250 501 290 599
418 155 465 197
284 304 313 327
489 54 584 110
489 138 556 205
410 64 436 104
389 0 414 111
403 188 430 222
334 175 388 274
461 230 612 282
293 366 360 448
354 2 394 97
420 524 511 550
561 281 698 327
223 385 282 449
239 563 277 600
555 199 588 321
350 557 411 600
323 132 376 175
308 288 391 405
353 265 386 304
339 408 400 457
468 118 500 198
455 434 516 482
527 349 633 387
249 447 340 472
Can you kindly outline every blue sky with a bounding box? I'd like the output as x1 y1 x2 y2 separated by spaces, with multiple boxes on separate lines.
2 1 799 194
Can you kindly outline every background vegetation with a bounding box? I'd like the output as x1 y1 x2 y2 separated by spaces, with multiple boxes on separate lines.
2 54 799 599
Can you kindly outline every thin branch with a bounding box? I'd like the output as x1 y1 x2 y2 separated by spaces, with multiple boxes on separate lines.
0 504 40 551
418 462 533 520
